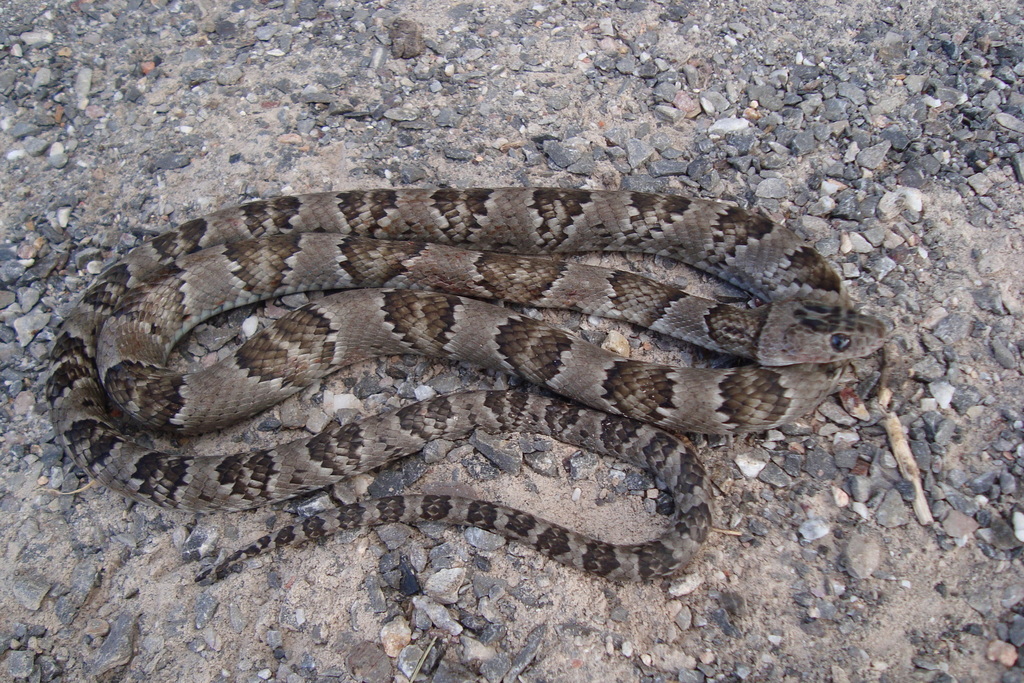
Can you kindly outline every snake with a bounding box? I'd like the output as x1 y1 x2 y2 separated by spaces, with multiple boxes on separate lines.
46 188 889 583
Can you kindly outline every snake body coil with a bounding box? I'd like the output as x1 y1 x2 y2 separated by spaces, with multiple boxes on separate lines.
48 188 888 582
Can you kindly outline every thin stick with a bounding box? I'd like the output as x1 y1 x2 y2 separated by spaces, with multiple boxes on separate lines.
409 636 437 681
40 479 97 496
883 412 934 525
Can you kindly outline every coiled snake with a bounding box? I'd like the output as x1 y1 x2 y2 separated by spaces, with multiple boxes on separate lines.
47 188 888 582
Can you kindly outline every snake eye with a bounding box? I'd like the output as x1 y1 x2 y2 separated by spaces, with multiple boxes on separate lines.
830 333 851 352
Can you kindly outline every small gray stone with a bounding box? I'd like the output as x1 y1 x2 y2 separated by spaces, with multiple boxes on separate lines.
412 596 463 635
443 147 474 161
181 525 219 561
758 462 792 487
543 140 582 169
847 467 884 510
967 172 993 195
194 592 219 629
504 624 546 682
376 523 413 550
470 432 522 474
799 518 831 541
874 488 910 528
791 131 816 155
674 605 692 631
931 313 971 344
991 339 1019 369
215 66 243 85
546 93 570 111
1009 615 1024 647
383 107 419 121
856 141 891 169
836 82 867 105
23 136 49 157
568 450 597 480
648 159 690 176
844 533 881 579
984 515 1022 550
423 567 465 604
90 612 136 677
995 112 1024 135
678 668 706 683
755 178 789 199
524 449 558 477
389 19 425 59
6 650 35 678
152 153 191 170
254 24 277 40
708 117 749 135
10 122 41 139
479 651 511 682
625 138 655 169
942 509 979 539
34 67 54 90
13 574 50 611
465 527 505 551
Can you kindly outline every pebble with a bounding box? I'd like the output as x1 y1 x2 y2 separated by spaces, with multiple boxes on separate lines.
90 612 136 677
668 573 704 597
6 650 34 678
987 640 1018 667
423 568 466 604
465 527 505 551
412 596 462 636
929 382 955 410
12 309 49 348
754 178 788 199
734 452 767 478
874 488 910 528
844 534 881 579
708 117 750 135
942 509 979 539
799 518 831 542
12 574 50 611
380 617 411 657
994 112 1024 135
855 141 891 169
470 432 522 474
601 329 630 356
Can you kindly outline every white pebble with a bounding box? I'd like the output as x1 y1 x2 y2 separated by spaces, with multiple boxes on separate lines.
708 117 749 135
832 486 850 507
331 393 361 411
734 453 767 478
799 518 831 541
413 385 437 401
668 573 704 596
601 329 630 356
1013 510 1024 543
929 381 955 410
902 188 924 212
241 315 259 337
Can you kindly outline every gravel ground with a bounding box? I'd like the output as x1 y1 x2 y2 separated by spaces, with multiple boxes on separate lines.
2 0 1023 681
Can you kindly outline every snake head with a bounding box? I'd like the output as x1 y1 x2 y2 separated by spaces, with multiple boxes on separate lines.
757 301 892 366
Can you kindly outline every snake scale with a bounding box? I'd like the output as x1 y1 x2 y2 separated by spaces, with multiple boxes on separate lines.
47 188 888 583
